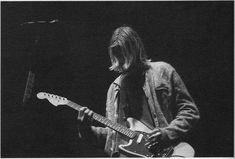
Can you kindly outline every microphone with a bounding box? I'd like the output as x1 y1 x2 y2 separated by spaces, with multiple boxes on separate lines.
20 19 59 26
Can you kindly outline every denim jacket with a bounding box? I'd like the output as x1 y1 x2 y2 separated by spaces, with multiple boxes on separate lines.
88 61 200 156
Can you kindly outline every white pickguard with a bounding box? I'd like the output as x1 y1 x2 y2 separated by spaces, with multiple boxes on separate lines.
127 117 153 133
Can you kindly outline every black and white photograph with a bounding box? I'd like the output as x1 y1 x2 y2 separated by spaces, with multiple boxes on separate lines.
1 1 234 157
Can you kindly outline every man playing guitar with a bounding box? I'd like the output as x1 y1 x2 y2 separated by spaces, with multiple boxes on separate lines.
77 26 200 157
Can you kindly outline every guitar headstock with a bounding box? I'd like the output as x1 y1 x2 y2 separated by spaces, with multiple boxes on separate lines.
37 92 68 106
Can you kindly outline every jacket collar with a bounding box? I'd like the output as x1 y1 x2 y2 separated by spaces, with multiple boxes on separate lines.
112 74 126 91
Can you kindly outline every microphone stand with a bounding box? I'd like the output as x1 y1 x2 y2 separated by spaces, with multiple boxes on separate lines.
22 19 59 105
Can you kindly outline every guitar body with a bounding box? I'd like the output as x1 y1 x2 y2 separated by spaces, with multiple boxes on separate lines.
118 118 195 157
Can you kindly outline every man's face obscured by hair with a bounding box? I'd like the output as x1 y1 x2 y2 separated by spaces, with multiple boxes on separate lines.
109 26 148 73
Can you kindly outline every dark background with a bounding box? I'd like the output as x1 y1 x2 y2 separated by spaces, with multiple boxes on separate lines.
1 1 234 157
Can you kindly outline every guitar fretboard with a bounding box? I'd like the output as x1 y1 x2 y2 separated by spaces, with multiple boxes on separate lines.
68 100 136 139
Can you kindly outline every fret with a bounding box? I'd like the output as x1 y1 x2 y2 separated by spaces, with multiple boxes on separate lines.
124 130 128 136
114 124 119 131
127 132 131 138
127 131 132 137
114 124 123 134
117 125 121 132
121 128 125 134
68 101 82 111
129 131 134 137
117 127 122 133
117 128 124 134
120 128 125 134
116 126 120 132
115 124 120 131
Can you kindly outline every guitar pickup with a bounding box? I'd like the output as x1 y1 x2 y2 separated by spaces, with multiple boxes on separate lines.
136 134 144 144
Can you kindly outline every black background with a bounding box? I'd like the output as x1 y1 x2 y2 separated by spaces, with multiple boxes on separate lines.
1 1 234 157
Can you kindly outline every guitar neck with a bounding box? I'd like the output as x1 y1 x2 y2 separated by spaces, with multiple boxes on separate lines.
67 100 136 138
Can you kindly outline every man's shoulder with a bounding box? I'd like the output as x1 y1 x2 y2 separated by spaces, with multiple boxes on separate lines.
113 75 122 86
148 61 175 72
109 62 175 86
107 75 122 92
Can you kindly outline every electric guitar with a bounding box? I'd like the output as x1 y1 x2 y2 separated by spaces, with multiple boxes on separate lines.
37 92 195 157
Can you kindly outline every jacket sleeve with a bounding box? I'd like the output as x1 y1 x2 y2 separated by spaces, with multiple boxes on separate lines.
160 67 200 141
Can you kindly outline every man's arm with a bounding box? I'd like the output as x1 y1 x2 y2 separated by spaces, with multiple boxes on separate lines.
160 68 200 141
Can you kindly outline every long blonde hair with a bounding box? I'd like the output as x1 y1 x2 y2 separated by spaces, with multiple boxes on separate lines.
108 26 150 73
